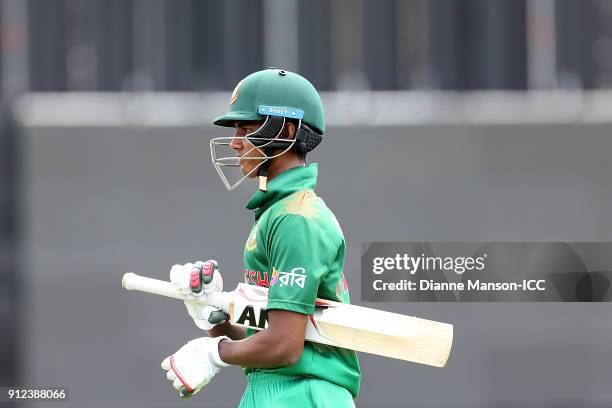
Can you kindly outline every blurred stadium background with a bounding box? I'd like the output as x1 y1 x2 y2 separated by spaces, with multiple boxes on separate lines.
1 1 612 407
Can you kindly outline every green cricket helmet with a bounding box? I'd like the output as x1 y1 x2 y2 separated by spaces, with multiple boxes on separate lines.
210 68 324 191
213 68 325 134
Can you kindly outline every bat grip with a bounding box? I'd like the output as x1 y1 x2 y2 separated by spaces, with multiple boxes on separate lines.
122 273 185 300
121 272 231 312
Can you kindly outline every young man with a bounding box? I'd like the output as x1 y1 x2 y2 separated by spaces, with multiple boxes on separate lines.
162 68 360 407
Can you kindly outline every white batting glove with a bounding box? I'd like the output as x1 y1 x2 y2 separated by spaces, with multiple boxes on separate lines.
161 336 230 398
170 260 227 330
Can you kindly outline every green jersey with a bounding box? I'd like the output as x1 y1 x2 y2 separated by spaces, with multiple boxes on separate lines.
241 164 361 398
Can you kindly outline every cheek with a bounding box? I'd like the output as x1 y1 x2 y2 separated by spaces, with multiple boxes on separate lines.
243 141 261 156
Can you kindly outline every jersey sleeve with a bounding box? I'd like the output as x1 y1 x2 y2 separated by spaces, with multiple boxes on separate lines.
265 213 333 315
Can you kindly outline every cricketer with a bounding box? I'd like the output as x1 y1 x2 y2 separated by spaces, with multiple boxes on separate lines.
161 68 361 407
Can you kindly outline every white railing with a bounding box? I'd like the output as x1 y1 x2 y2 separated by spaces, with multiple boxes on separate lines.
14 90 612 127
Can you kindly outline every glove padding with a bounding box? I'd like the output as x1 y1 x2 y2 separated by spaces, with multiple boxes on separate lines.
161 336 230 398
170 260 226 330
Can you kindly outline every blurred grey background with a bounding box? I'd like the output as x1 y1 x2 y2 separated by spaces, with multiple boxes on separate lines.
1 1 612 407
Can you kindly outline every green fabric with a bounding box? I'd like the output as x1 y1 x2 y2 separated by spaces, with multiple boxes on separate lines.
241 164 361 399
238 372 355 408
214 68 325 134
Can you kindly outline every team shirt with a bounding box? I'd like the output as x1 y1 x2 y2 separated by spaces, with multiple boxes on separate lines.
241 163 361 398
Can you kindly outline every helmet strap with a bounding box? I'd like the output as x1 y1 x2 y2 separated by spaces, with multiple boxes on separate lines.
257 157 272 191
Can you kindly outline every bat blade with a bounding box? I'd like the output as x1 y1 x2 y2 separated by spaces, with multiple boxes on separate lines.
122 273 453 367
308 301 453 367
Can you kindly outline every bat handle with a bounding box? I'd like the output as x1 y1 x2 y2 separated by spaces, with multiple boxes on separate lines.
122 272 185 300
121 272 232 314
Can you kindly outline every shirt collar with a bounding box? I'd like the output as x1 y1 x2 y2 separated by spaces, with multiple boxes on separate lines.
246 163 318 219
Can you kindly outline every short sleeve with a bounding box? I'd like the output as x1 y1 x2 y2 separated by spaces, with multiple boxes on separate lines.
265 214 333 315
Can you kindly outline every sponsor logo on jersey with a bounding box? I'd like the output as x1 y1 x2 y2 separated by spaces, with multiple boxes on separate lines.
244 269 270 287
243 265 308 289
270 267 307 288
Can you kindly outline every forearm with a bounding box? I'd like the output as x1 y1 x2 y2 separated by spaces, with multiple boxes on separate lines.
208 321 246 340
218 329 303 368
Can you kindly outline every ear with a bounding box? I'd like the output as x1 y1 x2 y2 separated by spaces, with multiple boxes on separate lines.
282 122 296 140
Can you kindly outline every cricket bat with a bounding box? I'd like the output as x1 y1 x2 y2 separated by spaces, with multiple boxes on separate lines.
122 272 453 367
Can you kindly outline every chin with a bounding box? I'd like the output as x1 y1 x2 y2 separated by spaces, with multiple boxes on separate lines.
240 165 256 178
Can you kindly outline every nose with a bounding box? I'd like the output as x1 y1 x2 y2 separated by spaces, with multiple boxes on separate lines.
229 134 242 150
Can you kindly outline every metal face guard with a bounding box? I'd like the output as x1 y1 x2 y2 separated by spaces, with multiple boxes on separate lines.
209 117 298 190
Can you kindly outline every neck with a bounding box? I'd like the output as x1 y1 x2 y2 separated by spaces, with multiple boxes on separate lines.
265 154 305 181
